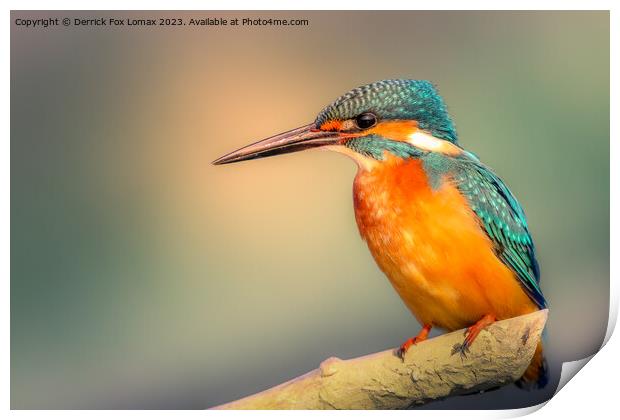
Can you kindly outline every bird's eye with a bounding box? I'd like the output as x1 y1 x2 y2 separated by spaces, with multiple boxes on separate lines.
355 113 377 130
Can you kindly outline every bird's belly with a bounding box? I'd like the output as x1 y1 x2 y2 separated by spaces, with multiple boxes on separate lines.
353 159 537 331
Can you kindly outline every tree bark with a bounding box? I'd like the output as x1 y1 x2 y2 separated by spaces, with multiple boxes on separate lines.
214 310 548 409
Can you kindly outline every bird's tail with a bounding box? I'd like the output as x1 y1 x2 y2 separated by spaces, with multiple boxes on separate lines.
516 340 549 390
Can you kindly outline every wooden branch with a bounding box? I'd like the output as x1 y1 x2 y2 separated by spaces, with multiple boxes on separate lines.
214 310 548 410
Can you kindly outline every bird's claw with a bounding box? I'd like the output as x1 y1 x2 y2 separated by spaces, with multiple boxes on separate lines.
451 342 471 359
396 325 432 361
397 340 412 360
452 314 495 359
397 337 420 360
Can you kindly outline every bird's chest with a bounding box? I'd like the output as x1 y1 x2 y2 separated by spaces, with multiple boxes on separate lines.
352 159 491 326
353 160 450 283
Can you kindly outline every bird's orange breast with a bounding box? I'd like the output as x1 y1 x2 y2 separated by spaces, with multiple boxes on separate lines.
353 155 537 331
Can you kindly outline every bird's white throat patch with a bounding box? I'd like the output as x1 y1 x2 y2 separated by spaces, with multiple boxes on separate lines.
406 131 461 155
323 144 380 172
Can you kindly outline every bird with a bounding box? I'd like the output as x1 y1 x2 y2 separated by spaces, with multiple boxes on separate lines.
213 79 548 389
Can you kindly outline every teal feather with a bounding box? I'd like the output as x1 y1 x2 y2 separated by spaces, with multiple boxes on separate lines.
450 156 546 309
344 135 423 160
315 80 458 144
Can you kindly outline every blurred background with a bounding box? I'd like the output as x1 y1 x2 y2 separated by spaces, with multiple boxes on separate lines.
11 11 609 409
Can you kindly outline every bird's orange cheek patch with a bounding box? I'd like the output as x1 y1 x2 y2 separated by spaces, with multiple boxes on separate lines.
364 120 419 141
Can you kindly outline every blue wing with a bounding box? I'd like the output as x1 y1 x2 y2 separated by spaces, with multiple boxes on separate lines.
452 158 546 309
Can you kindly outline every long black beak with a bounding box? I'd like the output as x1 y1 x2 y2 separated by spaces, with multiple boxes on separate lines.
212 124 341 165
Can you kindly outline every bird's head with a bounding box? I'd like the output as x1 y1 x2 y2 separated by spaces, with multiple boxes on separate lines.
213 80 462 170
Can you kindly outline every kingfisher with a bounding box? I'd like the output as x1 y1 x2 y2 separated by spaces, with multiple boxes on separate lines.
213 80 548 389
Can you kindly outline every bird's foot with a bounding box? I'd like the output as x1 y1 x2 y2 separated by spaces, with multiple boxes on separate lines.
451 342 471 359
397 337 424 359
451 314 496 359
397 324 432 360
